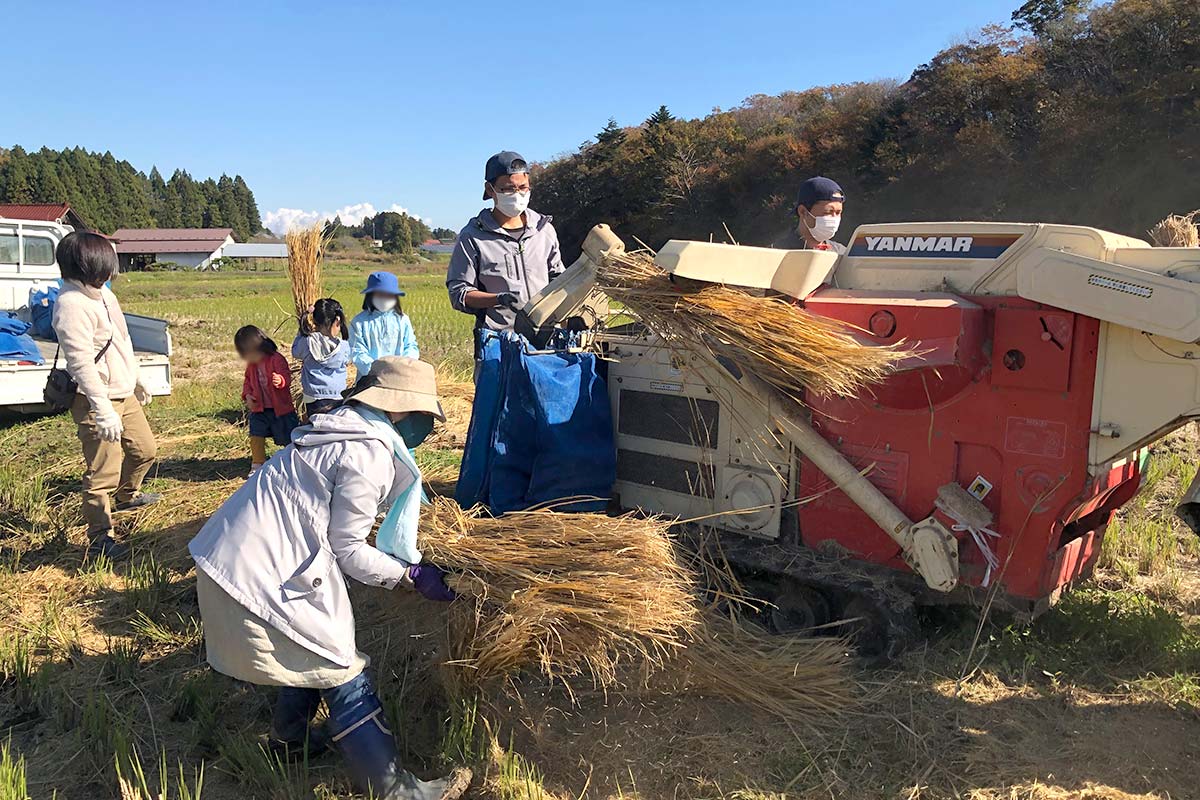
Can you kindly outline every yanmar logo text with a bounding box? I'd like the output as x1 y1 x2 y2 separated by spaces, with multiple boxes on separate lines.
864 235 973 253
848 232 1021 259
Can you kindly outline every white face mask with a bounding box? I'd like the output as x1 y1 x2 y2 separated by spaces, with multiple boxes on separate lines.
803 212 841 243
493 189 531 218
372 296 397 313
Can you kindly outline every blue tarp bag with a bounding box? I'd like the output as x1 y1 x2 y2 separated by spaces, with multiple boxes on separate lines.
456 330 616 514
29 283 60 341
0 313 44 364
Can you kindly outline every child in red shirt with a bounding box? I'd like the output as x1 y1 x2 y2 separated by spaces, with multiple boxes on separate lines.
235 325 299 477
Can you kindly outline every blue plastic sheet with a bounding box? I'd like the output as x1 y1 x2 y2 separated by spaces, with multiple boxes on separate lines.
456 330 615 514
0 313 44 364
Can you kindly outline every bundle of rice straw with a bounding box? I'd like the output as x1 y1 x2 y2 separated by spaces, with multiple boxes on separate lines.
416 501 855 723
1149 210 1199 248
284 223 330 330
420 499 701 689
598 251 904 401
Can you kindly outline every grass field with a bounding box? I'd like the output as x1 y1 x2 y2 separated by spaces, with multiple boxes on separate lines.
2 264 1200 799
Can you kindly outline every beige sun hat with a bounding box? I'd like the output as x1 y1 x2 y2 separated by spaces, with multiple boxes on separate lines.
344 357 446 421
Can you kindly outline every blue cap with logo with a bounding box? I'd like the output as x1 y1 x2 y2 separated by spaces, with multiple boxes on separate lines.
361 271 405 296
484 151 529 199
795 176 845 211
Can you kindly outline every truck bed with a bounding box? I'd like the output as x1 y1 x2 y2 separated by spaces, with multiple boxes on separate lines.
0 332 171 413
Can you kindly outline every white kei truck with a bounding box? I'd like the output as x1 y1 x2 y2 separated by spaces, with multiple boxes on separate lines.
0 218 171 413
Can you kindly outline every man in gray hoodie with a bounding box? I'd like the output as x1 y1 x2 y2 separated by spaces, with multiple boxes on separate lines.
445 151 565 336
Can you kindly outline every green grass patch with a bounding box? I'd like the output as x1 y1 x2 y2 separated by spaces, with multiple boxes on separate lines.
115 747 205 800
0 739 28 800
118 265 475 374
990 585 1200 684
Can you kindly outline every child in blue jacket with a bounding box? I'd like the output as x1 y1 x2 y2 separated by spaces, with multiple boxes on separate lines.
349 272 419 376
291 298 351 418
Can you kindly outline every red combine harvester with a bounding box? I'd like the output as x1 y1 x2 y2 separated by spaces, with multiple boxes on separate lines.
523 221 1200 654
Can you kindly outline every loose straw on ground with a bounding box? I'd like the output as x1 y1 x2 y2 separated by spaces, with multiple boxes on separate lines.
1149 210 1199 248
598 251 905 401
670 617 854 720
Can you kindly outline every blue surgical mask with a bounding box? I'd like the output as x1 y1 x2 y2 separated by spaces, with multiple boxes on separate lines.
393 413 434 448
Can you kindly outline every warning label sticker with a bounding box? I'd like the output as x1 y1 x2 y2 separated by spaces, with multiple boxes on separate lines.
1004 417 1067 459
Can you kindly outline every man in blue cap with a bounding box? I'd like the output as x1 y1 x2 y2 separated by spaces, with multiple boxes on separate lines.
771 176 847 254
445 151 565 340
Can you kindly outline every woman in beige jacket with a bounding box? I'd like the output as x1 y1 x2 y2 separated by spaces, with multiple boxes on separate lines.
51 232 160 559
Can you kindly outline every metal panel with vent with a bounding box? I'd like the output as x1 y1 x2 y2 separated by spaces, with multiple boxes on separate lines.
605 332 790 538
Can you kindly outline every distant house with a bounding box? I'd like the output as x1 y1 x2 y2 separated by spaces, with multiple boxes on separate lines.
111 228 234 271
419 238 455 255
224 242 288 259
0 203 91 231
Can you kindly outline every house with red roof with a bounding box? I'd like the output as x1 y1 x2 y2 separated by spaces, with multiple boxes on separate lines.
0 203 90 231
110 228 235 271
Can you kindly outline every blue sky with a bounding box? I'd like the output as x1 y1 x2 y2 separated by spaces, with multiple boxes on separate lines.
4 0 1018 233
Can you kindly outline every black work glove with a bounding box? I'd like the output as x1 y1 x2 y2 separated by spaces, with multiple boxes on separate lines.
495 292 520 310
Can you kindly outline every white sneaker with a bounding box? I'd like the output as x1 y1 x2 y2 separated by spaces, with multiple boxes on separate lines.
248 464 261 479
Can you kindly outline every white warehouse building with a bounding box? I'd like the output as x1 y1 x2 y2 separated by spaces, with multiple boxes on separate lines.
112 228 235 271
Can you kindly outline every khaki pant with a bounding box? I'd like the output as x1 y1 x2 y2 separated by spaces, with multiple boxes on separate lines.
71 395 157 535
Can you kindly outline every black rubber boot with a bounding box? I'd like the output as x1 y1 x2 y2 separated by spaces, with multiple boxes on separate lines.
267 686 329 761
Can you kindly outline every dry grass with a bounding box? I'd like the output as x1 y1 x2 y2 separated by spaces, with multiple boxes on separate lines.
1148 210 1199 248
597 251 905 401
419 499 701 689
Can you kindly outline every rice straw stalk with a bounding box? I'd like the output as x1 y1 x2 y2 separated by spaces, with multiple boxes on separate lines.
1149 210 1200 248
284 223 332 407
598 250 906 402
284 222 331 331
668 616 855 721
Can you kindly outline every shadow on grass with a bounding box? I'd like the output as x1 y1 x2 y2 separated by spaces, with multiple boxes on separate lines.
958 586 1200 690
204 406 246 426
155 456 249 483
0 409 55 430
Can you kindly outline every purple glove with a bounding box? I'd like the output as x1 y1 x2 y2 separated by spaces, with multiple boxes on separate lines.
408 564 456 602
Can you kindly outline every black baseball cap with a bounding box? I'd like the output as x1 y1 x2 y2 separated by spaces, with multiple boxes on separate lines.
483 151 529 199
796 176 845 211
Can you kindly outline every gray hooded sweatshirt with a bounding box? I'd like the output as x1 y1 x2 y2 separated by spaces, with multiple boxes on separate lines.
189 407 413 667
445 207 566 332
